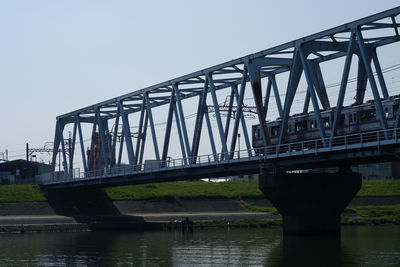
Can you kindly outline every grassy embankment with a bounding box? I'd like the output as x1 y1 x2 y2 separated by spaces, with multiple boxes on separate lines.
0 180 399 224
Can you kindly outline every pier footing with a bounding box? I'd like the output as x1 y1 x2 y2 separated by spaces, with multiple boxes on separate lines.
259 171 361 235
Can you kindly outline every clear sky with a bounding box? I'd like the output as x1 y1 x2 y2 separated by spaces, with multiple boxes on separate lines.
1 0 399 162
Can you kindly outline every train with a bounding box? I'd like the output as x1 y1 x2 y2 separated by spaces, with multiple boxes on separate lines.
252 95 400 149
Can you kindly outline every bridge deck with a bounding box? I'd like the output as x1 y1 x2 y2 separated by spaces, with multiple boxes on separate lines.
39 127 400 189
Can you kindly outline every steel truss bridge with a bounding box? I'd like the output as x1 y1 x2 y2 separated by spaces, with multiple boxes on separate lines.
40 7 400 188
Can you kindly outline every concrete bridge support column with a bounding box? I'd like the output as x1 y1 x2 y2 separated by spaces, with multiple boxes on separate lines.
258 171 361 235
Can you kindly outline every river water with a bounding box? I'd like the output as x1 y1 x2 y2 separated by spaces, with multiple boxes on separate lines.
0 225 398 266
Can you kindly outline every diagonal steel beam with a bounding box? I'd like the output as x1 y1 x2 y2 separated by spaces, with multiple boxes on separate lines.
278 49 303 145
371 48 389 99
230 68 251 157
299 46 326 145
248 61 271 147
271 75 283 117
312 61 330 109
303 90 310 114
356 29 389 135
119 101 135 165
145 92 160 161
263 78 272 116
173 101 188 164
331 32 356 138
173 84 191 159
138 112 148 166
208 73 229 159
354 55 371 105
224 86 235 140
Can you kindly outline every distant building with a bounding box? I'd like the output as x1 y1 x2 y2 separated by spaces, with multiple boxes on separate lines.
0 159 52 184
352 162 400 180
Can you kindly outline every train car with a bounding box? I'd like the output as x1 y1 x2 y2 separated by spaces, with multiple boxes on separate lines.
252 96 400 150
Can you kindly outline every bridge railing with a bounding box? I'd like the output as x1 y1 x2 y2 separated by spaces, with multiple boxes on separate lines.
36 127 400 185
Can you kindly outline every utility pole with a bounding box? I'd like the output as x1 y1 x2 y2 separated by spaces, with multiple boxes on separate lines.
26 142 29 162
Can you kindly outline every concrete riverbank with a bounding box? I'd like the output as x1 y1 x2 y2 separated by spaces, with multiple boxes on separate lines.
0 197 398 233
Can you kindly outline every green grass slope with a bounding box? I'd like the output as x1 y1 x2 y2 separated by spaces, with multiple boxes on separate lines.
0 179 398 203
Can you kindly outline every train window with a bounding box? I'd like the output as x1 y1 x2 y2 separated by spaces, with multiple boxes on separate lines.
360 109 376 122
254 128 259 139
394 104 399 116
385 107 389 117
350 113 357 123
295 121 307 132
271 126 279 136
339 114 345 125
310 120 317 129
323 117 329 128
288 124 293 132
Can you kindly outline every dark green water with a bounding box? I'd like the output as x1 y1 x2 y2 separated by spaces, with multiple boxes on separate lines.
0 225 398 266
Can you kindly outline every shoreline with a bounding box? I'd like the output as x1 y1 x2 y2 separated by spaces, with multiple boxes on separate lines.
0 216 398 234
0 197 398 233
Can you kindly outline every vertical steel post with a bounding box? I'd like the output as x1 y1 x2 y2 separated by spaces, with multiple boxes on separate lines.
204 111 218 161
161 89 175 164
191 78 209 160
58 121 69 176
51 120 61 172
111 104 121 168
75 115 88 173
87 120 97 171
69 118 78 175
134 99 146 165
230 68 251 157
117 127 124 166
96 108 108 170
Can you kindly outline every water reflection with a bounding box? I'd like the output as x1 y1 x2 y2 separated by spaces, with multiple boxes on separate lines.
267 235 356 267
0 226 398 266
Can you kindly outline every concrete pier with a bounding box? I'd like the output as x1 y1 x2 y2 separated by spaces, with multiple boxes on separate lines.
259 171 362 235
41 186 120 216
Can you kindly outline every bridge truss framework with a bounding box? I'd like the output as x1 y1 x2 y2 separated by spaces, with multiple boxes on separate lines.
50 7 400 180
